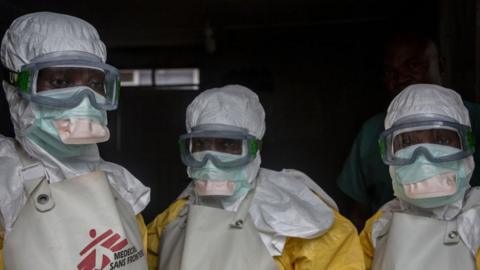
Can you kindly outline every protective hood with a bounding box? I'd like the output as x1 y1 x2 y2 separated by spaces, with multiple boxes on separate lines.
186 85 266 139
1 12 106 72
385 84 470 129
185 85 265 206
385 84 474 206
1 12 107 140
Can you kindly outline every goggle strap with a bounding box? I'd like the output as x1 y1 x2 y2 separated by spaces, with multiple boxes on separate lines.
256 140 262 152
467 130 476 151
17 70 30 93
1 67 30 94
249 140 260 156
115 80 121 102
378 139 386 160
1 66 18 86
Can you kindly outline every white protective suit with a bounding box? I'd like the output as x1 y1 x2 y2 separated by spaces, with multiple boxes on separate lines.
0 12 150 233
360 84 480 270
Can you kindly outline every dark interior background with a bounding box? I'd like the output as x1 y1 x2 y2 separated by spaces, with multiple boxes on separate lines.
0 0 479 222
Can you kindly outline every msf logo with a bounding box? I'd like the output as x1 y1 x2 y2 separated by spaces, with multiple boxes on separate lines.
77 229 128 270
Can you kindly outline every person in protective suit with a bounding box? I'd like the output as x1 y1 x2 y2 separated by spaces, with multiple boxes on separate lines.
147 85 364 270
0 12 150 269
360 84 480 270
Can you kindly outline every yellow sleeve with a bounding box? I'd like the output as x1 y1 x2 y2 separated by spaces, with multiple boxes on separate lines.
476 249 480 270
358 210 384 270
275 210 365 270
135 214 148 256
146 199 188 270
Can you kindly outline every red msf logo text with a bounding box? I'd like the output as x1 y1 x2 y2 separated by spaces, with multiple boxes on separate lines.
77 229 128 270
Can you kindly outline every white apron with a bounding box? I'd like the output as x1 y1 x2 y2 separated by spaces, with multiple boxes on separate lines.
372 212 476 270
158 191 278 270
4 146 148 270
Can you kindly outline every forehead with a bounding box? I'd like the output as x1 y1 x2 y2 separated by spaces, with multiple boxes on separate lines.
384 41 430 65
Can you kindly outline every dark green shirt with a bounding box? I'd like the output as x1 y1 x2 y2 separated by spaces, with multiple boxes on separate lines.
337 100 480 213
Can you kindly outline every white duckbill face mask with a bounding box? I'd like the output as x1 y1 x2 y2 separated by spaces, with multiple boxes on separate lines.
26 90 110 158
188 151 251 197
34 88 110 144
392 144 465 199
53 117 109 144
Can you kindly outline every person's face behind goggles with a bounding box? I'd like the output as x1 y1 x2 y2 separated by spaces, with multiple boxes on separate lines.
37 67 106 96
379 118 475 166
191 137 243 155
10 55 120 111
179 124 261 169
